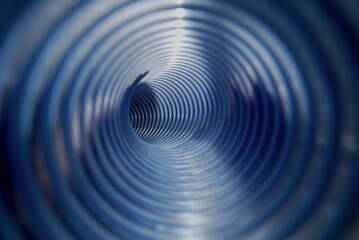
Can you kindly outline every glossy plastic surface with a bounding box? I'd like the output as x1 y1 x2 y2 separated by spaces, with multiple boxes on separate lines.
0 1 358 239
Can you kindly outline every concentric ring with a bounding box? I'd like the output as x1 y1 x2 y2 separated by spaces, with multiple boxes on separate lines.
0 1 358 239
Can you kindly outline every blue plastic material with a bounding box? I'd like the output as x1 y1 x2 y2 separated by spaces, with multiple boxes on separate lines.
0 1 358 239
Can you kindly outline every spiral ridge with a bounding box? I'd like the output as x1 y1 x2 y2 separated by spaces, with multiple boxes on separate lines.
0 1 358 239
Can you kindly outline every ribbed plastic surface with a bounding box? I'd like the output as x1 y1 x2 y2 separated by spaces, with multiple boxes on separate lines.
0 1 358 239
